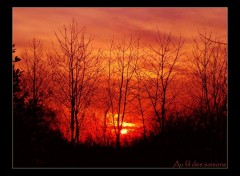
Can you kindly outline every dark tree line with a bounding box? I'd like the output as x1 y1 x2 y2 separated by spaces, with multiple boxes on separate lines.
13 44 64 167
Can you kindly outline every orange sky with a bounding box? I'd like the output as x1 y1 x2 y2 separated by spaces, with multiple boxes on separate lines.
13 7 227 55
13 7 227 143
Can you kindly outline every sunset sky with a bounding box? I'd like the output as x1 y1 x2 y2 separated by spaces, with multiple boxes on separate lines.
12 7 228 144
13 7 227 55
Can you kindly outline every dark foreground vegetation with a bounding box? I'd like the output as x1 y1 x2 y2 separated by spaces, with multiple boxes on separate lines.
14 106 226 168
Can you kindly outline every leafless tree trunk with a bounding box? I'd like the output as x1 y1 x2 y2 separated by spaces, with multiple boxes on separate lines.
21 38 51 110
143 31 185 131
48 19 101 144
135 73 147 140
132 54 148 140
190 31 227 129
106 36 139 149
103 106 109 146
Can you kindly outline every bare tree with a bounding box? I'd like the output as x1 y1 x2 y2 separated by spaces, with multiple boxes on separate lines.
134 68 147 140
190 31 227 129
21 38 51 110
105 36 140 149
48 19 101 144
142 31 185 131
101 80 112 146
128 50 150 140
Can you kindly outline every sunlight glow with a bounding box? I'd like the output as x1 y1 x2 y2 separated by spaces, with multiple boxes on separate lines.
122 122 136 127
121 129 128 135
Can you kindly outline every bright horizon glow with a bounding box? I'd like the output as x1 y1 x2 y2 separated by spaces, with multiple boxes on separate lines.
121 129 128 135
111 113 137 128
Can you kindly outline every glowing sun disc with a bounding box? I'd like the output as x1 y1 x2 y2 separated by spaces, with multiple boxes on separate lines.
121 129 128 134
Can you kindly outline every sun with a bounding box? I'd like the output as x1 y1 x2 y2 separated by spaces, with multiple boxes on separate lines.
121 129 128 135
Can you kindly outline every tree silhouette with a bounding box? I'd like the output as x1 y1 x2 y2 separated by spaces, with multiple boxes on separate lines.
105 36 140 149
13 44 26 108
20 38 55 123
143 31 185 131
189 31 227 129
48 19 101 144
